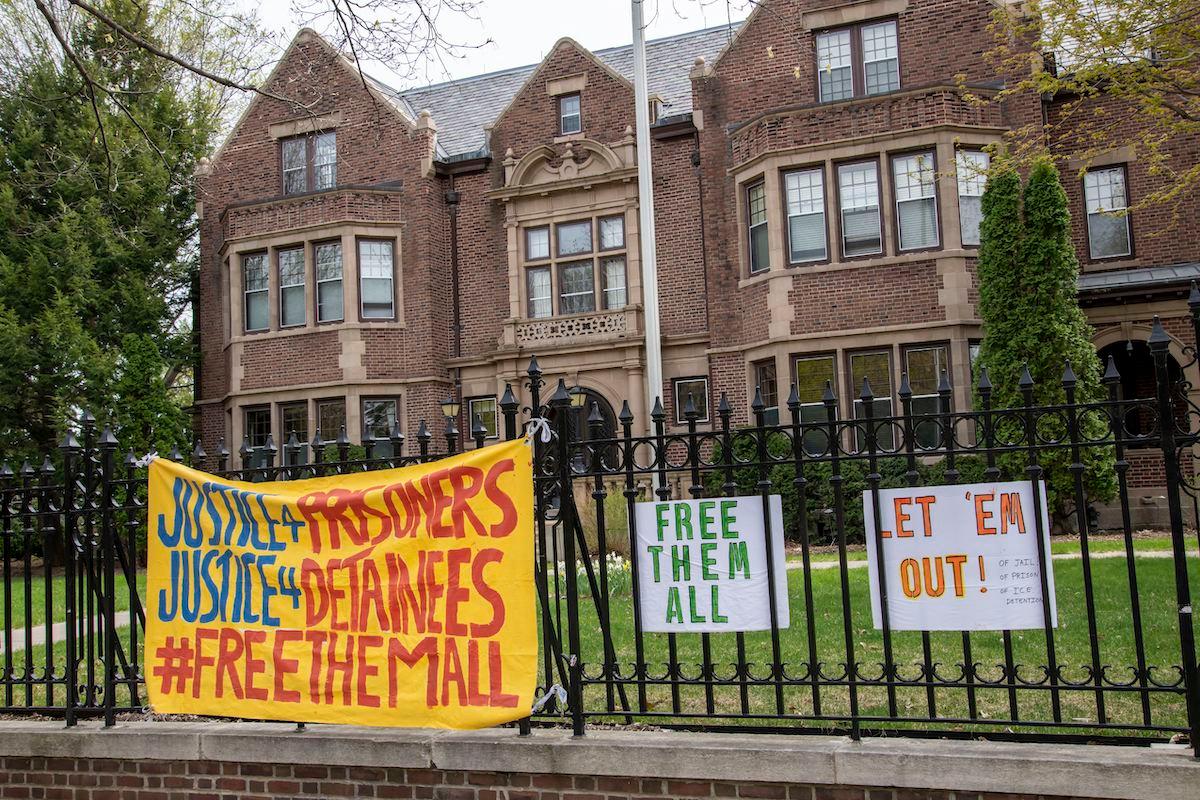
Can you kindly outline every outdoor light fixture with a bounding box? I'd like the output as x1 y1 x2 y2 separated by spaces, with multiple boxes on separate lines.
569 385 587 409
440 395 461 419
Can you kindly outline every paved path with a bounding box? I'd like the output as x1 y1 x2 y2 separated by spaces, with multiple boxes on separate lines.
0 610 131 654
785 548 1178 571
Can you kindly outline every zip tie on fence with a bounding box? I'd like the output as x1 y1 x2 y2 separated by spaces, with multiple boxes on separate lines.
531 683 567 714
525 417 553 444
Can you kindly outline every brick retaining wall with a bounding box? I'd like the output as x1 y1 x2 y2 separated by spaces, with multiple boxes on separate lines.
0 722 1193 800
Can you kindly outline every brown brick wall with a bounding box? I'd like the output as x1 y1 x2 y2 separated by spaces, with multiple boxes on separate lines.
0 755 1108 800
240 331 342 391
789 261 942 334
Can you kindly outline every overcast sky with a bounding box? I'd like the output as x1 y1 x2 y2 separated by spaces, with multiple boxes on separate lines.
250 0 752 89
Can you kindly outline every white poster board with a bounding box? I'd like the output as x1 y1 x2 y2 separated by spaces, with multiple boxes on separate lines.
863 481 1057 631
634 496 790 632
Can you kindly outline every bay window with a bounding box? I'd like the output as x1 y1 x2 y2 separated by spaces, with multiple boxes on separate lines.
527 268 552 318
785 168 827 263
754 360 779 426
748 181 769 273
358 239 395 319
362 398 398 440
904 345 948 449
315 241 343 323
893 152 939 251
838 162 882 257
559 261 595 314
242 253 268 333
521 215 628 317
956 150 989 247
794 354 836 455
278 247 305 327
244 406 271 449
1084 166 1132 259
316 399 346 440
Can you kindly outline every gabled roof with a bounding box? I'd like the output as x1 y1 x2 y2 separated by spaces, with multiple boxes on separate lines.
389 22 740 158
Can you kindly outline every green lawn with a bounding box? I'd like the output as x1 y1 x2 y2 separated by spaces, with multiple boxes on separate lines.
2 570 145 631
554 547 1200 737
787 533 1181 565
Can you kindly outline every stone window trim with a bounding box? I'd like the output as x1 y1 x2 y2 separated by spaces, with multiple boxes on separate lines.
268 112 344 141
225 386 411 456
672 376 711 424
356 237 399 322
890 149 942 254
467 395 500 441
834 157 885 262
813 17 901 103
1083 164 1134 262
518 213 628 320
227 226 403 342
782 164 831 266
545 74 587 97
800 0 908 31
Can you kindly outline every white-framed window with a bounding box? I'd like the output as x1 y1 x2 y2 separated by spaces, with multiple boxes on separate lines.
862 21 900 95
469 397 499 440
525 226 550 261
1084 166 1132 259
315 241 343 323
794 354 836 455
893 152 939 251
358 239 395 319
527 267 552 318
522 215 628 318
785 168 827 263
673 377 710 424
747 181 769 273
559 93 582 135
849 350 894 451
278 247 306 327
314 132 337 190
956 150 989 247
838 161 882 257
816 29 853 102
242 253 269 332
559 260 595 314
601 256 626 309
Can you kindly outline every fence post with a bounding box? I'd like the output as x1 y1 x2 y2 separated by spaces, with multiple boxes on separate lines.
501 383 519 441
60 433 80 727
1149 318 1200 754
99 426 118 727
551 378 585 736
472 414 487 450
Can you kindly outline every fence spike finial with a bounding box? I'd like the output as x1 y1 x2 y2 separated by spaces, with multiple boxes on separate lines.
500 382 518 409
618 399 633 424
587 401 604 425
193 440 207 461
1102 355 1121 384
60 431 81 451
417 419 430 440
216 437 230 458
287 432 300 450
786 383 799 410
683 394 699 420
527 355 542 378
937 367 952 394
1148 315 1171 349
977 365 992 392
898 371 912 399
19 459 33 475
1061 360 1077 388
99 426 117 448
336 426 350 446
168 443 183 461
751 386 765 412
549 378 571 405
822 380 836 404
1018 363 1034 389
859 377 874 401
651 396 665 420
0 462 12 478
239 437 252 457
40 455 54 475
718 392 732 416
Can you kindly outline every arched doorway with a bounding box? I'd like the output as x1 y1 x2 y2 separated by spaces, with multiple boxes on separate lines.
1097 339 1185 441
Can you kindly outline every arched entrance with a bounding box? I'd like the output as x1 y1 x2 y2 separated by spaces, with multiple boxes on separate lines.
1096 339 1185 441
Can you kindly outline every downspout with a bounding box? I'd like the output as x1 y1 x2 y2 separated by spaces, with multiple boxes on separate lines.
691 132 711 335
446 178 463 436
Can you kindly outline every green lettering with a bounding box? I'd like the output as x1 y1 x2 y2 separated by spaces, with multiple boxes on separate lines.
647 545 663 582
700 542 718 580
699 500 716 539
720 499 738 538
728 541 750 579
711 584 727 623
665 586 683 624
671 545 691 581
674 502 693 540
688 585 705 623
655 503 670 542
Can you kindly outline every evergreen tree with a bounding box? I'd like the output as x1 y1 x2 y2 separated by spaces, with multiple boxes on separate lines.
111 334 188 458
974 156 1116 521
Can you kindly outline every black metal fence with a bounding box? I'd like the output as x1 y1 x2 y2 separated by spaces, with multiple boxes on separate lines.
0 319 1197 752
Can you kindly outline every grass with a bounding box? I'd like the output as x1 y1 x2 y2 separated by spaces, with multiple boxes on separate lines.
552 543 1200 737
1 569 146 631
785 532 1180 565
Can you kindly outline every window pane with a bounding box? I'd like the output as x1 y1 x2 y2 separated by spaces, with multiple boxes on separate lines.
244 408 271 448
470 398 498 439
748 182 767 225
317 400 346 440
905 346 945 396
363 399 397 439
959 196 982 247
795 356 835 405
557 220 592 256
314 132 336 189
850 351 892 397
957 150 989 247
560 94 581 134
245 292 268 331
359 241 394 318
788 214 827 262
282 138 306 194
243 253 268 291
1085 167 1131 258
674 378 709 423
755 360 778 409
281 286 305 327
278 248 305 327
602 256 626 309
1088 213 1131 259
316 242 343 323
599 215 625 250
748 182 768 273
862 21 899 95
526 226 550 260
898 198 938 249
840 162 881 256
1084 167 1128 213
817 30 853 101
527 267 551 318
280 403 308 444
786 169 827 263
559 260 595 314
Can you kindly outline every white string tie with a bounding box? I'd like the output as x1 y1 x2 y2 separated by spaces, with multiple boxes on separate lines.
531 683 567 714
525 417 553 444
133 453 157 468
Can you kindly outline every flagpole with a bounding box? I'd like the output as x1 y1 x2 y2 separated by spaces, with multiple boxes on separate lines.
631 0 663 436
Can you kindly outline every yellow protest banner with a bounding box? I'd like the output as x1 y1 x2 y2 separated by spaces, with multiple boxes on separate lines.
144 438 536 729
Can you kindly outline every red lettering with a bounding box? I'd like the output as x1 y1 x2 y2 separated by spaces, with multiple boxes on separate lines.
470 549 506 637
243 629 269 701
214 628 245 699
487 640 519 708
444 548 472 637
387 636 439 708
485 459 517 538
193 628 219 699
355 635 383 708
272 629 302 703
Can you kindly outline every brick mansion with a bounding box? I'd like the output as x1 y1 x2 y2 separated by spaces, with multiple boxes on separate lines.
194 0 1200 493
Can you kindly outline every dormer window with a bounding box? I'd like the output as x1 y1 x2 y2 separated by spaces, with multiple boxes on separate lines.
281 131 337 195
816 19 899 102
559 93 582 135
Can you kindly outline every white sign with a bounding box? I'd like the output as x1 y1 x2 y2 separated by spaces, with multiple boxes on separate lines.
863 481 1057 631
634 496 789 632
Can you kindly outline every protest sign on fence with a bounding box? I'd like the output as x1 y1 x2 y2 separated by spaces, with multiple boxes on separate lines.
634 495 789 632
863 480 1057 631
144 439 537 729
